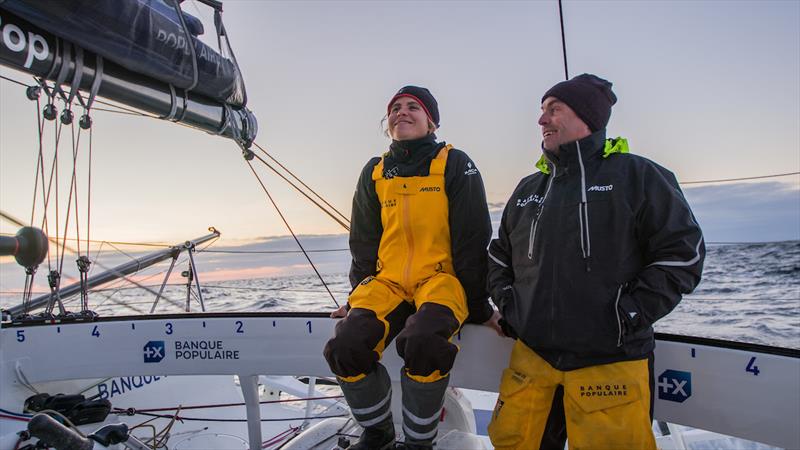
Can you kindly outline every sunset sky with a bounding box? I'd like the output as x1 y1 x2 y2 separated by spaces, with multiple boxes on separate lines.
1 0 798 291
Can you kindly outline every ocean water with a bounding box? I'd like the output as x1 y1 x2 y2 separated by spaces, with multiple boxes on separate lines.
3 241 799 349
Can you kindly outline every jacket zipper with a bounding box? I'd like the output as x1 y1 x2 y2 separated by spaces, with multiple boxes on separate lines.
576 142 592 271
614 284 624 347
401 192 414 293
528 166 556 259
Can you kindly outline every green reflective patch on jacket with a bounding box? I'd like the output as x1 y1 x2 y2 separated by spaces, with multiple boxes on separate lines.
536 155 550 174
603 137 629 158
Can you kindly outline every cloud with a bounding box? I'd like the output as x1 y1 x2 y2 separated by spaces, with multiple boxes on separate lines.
683 182 800 242
486 181 799 242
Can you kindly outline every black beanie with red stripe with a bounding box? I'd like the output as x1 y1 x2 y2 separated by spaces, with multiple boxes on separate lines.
388 86 440 128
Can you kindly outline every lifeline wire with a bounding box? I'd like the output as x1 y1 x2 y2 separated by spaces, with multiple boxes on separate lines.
680 172 799 185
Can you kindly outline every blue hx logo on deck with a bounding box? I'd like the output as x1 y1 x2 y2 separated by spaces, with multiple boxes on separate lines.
657 369 692 403
143 341 165 363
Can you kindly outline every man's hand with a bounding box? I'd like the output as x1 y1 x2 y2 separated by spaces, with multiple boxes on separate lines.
482 310 504 336
330 305 347 318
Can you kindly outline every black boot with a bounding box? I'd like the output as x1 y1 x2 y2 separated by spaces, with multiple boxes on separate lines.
348 419 395 450
339 364 395 450
399 370 448 449
394 442 432 450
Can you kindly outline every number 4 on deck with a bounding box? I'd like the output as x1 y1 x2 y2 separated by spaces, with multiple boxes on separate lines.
746 356 760 376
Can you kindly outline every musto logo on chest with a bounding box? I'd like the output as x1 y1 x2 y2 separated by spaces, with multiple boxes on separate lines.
657 369 692 403
419 186 441 192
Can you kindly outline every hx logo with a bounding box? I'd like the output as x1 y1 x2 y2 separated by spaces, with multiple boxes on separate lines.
144 341 165 363
657 369 692 403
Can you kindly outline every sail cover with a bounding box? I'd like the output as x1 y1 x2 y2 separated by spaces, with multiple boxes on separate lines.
0 0 247 107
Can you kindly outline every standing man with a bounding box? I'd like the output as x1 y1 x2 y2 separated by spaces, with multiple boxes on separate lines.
487 74 704 449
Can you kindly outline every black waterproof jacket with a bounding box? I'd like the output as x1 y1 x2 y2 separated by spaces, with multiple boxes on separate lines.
349 135 494 324
488 130 704 370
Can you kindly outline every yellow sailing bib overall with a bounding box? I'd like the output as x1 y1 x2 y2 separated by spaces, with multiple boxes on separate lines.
344 145 468 383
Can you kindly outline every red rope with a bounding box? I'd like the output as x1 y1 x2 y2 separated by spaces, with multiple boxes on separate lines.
114 394 344 414
262 426 299 448
0 413 31 422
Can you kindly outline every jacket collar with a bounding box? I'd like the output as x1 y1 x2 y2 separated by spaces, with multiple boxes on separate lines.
546 130 606 170
535 130 631 175
387 133 440 163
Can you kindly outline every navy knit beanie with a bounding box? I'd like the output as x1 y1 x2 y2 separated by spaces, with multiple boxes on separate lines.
388 86 440 127
542 74 617 132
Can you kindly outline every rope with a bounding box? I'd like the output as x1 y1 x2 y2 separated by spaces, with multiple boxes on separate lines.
558 0 569 80
132 412 348 422
52 118 63 276
116 394 344 414
67 123 83 257
251 150 350 232
1 285 352 296
0 234 173 248
254 142 350 225
202 248 348 254
245 160 341 308
262 426 300 448
680 171 799 185
87 127 93 261
30 96 44 227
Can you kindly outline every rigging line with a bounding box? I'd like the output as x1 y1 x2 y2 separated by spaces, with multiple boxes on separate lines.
0 73 28 87
0 72 152 118
558 0 569 80
51 117 64 272
116 395 345 413
680 171 800 185
70 123 84 257
90 106 154 117
87 126 93 260
30 96 45 227
202 248 349 254
1 210 185 311
129 412 349 423
87 287 156 314
201 285 351 294
89 239 105 278
93 99 156 117
57 122 81 276
39 284 351 295
254 142 351 225
36 100 56 272
246 160 341 308
706 240 799 244
0 234 173 248
251 151 351 232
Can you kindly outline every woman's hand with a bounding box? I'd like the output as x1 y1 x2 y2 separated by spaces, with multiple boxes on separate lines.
330 305 348 318
482 310 504 336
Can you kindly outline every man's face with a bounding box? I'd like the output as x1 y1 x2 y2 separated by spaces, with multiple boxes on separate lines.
538 97 591 152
